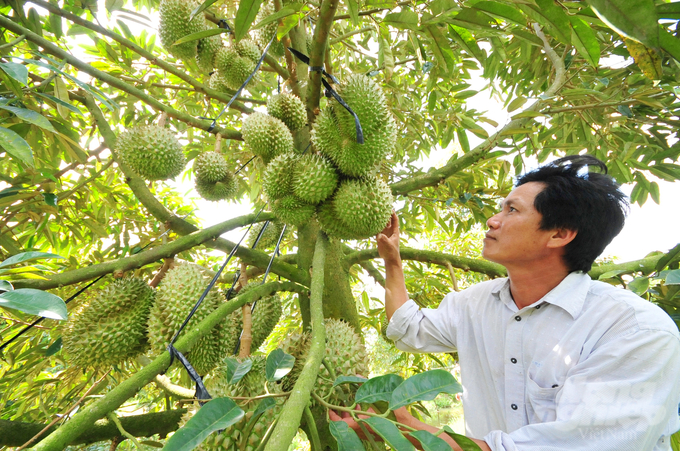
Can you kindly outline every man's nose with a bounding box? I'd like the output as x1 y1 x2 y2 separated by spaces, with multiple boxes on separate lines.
486 213 500 229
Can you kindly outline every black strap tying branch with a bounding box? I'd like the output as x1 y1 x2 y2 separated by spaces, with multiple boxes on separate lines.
287 47 363 144
218 19 231 31
235 156 256 175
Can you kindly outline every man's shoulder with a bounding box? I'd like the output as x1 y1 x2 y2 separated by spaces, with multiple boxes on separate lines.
453 277 508 300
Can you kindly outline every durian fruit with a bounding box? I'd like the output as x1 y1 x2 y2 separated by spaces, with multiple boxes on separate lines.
159 0 206 61
194 151 228 184
267 93 306 132
292 154 338 204
335 74 393 137
195 171 238 202
262 152 298 200
215 46 257 90
147 264 234 375
208 71 231 93
316 201 360 240
197 356 283 451
63 278 155 368
116 125 186 180
196 29 223 73
330 177 394 239
310 107 343 164
271 195 315 226
241 113 294 162
247 221 286 249
254 2 285 58
280 319 368 405
235 39 261 64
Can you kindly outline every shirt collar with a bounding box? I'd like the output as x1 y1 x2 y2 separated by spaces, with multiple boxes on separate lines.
491 272 591 318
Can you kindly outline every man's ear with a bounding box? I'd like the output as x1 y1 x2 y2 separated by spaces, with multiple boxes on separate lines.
547 228 577 249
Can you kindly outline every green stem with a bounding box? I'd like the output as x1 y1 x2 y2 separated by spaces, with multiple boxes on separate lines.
0 16 240 140
106 412 142 449
303 405 322 451
264 232 329 451
0 33 25 50
306 0 338 124
32 282 306 451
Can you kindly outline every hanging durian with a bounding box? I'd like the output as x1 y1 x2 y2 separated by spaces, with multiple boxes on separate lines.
215 46 256 90
267 93 306 132
271 195 315 226
262 152 298 200
194 151 228 184
241 113 294 162
247 221 286 249
159 0 206 61
196 27 223 73
292 154 338 204
116 124 187 181
330 177 394 239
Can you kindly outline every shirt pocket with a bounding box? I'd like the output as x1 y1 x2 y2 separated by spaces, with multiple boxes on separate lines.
525 376 559 424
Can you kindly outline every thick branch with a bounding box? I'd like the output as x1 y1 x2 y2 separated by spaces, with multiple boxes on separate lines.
0 410 186 447
0 16 240 140
588 255 662 280
264 233 328 451
306 0 339 121
33 282 306 451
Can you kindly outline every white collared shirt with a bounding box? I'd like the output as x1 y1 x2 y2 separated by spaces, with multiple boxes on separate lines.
386 272 680 451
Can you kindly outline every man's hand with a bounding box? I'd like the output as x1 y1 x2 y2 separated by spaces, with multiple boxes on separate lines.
328 407 379 441
377 211 401 265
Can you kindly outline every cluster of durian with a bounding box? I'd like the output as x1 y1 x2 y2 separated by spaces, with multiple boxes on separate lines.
193 151 238 202
116 125 187 181
209 40 262 91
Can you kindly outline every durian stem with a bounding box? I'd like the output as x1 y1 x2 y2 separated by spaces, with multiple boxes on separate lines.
32 282 305 451
214 134 222 153
263 232 329 451
149 258 175 288
303 406 322 451
106 412 142 449
273 0 301 99
0 16 241 140
157 113 167 128
239 303 253 357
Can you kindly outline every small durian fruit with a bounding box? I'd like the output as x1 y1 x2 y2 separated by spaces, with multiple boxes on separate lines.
159 0 206 61
329 120 396 178
235 39 262 64
292 154 338 204
147 264 234 375
254 2 285 58
215 46 257 90
194 151 228 184
242 113 294 162
334 74 393 138
196 29 223 73
332 177 393 239
271 195 315 226
316 200 359 240
247 221 286 249
267 93 306 132
195 171 238 202
116 125 186 181
208 71 230 92
262 152 298 200
63 278 155 368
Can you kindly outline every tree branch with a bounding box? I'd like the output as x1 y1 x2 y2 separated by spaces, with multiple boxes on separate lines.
333 1 411 20
306 0 339 121
0 16 241 140
32 282 306 451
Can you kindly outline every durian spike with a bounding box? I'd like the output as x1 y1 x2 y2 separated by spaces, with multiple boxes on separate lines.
157 112 168 127
214 134 222 153
149 257 175 288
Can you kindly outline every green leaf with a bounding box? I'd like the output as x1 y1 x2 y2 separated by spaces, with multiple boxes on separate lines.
0 288 67 320
265 348 295 381
588 0 658 48
333 375 368 387
0 126 33 167
472 1 525 25
163 397 244 451
521 0 571 44
409 430 451 451
424 25 456 73
507 96 527 113
597 269 626 280
448 25 485 62
346 0 360 26
173 28 226 46
665 269 680 285
252 397 276 417
442 426 483 451
384 11 419 30
234 0 264 42
277 11 305 40
49 10 63 39
329 420 365 450
655 243 680 272
390 369 462 409
0 62 28 85
252 4 304 29
446 8 495 31
0 251 64 269
33 92 81 116
224 357 253 384
45 337 62 356
570 16 600 67
43 193 58 206
190 0 221 21
355 374 404 404
628 276 649 295
0 280 14 292
360 417 415 451
0 105 58 133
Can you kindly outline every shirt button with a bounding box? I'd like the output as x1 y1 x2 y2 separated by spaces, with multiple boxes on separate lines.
535 305 541 309
515 316 522 321
511 404 518 410
511 358 517 364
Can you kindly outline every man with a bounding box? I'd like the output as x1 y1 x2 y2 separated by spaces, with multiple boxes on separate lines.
333 156 680 450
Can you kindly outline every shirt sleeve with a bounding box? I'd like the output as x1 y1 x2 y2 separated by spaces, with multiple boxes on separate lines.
385 292 459 353
483 329 680 451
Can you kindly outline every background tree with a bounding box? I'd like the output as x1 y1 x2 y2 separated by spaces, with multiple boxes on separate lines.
1 0 680 449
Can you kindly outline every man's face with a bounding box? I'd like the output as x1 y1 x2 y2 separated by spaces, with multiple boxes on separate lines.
482 182 558 267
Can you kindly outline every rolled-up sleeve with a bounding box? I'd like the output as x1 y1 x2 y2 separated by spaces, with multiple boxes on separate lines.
483 329 680 451
385 292 459 353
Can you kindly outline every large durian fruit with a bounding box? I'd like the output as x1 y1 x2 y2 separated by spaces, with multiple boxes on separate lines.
241 113 294 162
280 319 368 405
292 154 338 204
262 152 298 200
311 74 397 178
63 278 155 368
267 93 306 132
193 151 238 201
147 264 236 375
192 356 283 450
213 41 260 91
116 125 186 181
159 0 207 61
271 195 315 227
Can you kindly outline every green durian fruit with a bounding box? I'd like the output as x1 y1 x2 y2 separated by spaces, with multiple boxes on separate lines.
330 122 395 177
215 47 257 90
194 151 228 184
63 278 155 368
242 113 294 162
280 319 368 404
335 74 393 138
254 2 285 58
208 71 230 92
262 152 298 200
196 30 222 73
332 177 393 239
116 125 186 181
267 93 306 132
310 107 343 161
292 154 338 204
316 200 360 240
147 264 233 375
271 195 315 226
247 221 286 249
195 171 238 201
159 0 206 61
235 39 261 64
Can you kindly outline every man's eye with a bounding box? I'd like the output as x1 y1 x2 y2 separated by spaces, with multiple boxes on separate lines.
509 206 517 212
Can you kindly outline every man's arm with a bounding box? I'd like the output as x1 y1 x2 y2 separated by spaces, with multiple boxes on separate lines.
377 212 409 320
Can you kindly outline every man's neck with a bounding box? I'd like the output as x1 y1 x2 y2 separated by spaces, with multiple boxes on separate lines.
506 263 571 310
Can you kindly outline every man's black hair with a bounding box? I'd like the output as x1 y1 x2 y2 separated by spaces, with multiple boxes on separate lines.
516 155 629 273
